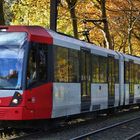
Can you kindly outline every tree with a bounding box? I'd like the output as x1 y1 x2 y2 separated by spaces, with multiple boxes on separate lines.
77 0 113 49
0 0 5 25
108 0 140 54
100 0 113 50
50 0 58 31
65 0 78 38
11 0 50 26
90 0 113 50
127 0 140 54
10 0 140 55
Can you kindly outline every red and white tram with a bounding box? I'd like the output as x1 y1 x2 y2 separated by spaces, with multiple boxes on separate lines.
0 26 139 125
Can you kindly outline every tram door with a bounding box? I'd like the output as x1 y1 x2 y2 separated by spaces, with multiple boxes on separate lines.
125 61 134 104
81 48 91 112
108 56 115 107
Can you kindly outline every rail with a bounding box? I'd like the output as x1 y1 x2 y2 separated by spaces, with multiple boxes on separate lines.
70 116 140 140
125 131 140 140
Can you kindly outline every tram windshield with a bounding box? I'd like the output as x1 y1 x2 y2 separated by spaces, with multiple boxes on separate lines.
0 32 27 89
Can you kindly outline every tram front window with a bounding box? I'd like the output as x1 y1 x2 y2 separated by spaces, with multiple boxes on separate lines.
0 32 27 89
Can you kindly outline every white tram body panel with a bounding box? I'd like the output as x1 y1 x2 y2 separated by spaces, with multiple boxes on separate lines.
115 84 120 107
0 90 19 97
91 83 108 110
52 83 81 118
134 84 140 103
125 84 130 105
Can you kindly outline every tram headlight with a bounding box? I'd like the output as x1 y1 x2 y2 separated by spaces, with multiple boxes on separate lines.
10 92 22 106
12 99 18 104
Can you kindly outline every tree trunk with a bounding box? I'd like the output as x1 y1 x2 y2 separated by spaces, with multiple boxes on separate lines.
127 0 133 54
128 28 133 54
66 0 78 39
0 0 5 25
50 0 58 31
100 0 113 50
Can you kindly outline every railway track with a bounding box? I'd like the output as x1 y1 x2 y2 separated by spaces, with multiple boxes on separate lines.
9 130 43 140
1 108 140 140
0 127 15 138
125 131 140 140
0 128 41 140
70 116 140 140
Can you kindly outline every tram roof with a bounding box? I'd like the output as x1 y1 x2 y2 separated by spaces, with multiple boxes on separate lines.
0 25 53 44
3 26 140 61
122 53 140 64
47 29 119 59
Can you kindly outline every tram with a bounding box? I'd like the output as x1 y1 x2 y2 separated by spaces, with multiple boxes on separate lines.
0 26 139 125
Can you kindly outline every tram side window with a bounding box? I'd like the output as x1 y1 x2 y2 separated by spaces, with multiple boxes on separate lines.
100 56 107 82
54 46 69 82
27 43 48 86
115 59 119 83
130 62 135 83
134 64 138 83
69 49 79 82
38 46 48 81
92 55 99 82
125 61 135 84
92 55 107 83
54 46 79 83
135 64 140 84
125 61 129 83
27 47 37 84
